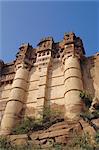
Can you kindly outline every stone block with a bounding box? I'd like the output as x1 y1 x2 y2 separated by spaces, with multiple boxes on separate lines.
47 122 68 132
39 139 47 144
80 119 96 136
49 128 69 138
10 134 28 141
39 132 49 139
41 139 54 149
55 135 67 144
10 134 28 146
30 133 39 140
11 138 27 146
92 119 99 127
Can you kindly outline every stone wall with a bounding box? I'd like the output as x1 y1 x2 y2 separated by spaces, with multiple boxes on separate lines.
82 53 99 98
25 60 65 118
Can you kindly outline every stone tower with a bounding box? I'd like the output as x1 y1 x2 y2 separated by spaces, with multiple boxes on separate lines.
0 44 34 135
0 32 99 135
36 37 53 119
60 33 85 120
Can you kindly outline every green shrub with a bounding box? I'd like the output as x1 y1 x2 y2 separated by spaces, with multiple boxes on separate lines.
0 136 39 150
0 136 14 150
12 117 34 134
0 136 11 150
95 131 99 144
12 144 34 150
63 133 97 150
92 110 99 119
43 108 64 129
53 143 62 150
12 117 44 134
12 109 64 135
80 109 99 121
80 111 95 121
80 91 92 108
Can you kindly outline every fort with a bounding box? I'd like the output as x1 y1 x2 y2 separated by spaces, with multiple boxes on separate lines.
0 32 99 135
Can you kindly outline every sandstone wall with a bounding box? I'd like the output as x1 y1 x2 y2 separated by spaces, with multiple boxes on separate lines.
0 54 99 122
25 59 65 118
0 84 12 122
82 54 99 99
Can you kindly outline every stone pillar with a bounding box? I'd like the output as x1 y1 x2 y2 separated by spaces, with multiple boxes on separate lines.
0 64 29 135
64 56 83 121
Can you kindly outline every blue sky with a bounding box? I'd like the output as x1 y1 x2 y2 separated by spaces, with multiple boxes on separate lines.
0 0 99 63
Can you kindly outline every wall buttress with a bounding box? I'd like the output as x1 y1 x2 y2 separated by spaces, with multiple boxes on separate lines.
64 56 83 121
0 65 29 135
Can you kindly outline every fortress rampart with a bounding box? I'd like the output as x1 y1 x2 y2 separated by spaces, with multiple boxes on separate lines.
0 32 99 135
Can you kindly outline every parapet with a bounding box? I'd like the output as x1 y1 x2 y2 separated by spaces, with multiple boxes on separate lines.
37 37 54 52
0 32 91 84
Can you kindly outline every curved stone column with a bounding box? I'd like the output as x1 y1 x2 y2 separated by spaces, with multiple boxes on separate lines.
0 65 29 135
64 56 83 121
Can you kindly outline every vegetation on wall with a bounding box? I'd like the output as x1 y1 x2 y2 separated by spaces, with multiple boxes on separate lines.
0 136 11 150
12 108 63 135
80 90 99 132
43 107 64 125
80 90 92 109
0 136 34 150
0 132 99 150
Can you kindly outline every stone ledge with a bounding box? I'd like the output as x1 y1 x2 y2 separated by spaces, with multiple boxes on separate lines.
10 134 28 141
9 119 97 147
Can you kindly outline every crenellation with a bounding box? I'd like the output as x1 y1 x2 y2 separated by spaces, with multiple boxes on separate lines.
0 32 99 135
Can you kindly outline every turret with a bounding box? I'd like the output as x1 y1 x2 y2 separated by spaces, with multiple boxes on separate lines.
0 44 33 135
36 37 54 119
36 37 54 66
60 32 85 121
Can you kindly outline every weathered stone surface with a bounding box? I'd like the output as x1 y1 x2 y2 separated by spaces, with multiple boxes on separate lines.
79 119 96 136
30 132 39 140
10 134 28 141
39 132 50 139
92 119 99 127
55 135 67 144
11 138 27 146
30 139 40 145
46 121 68 132
41 139 54 149
39 139 47 144
79 119 89 128
10 134 28 146
8 118 99 148
49 128 70 138
84 126 96 136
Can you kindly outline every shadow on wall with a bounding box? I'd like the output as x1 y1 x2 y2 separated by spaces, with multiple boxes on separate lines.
81 58 95 98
